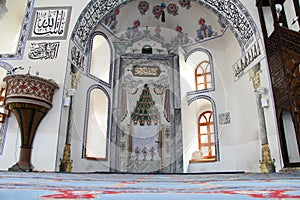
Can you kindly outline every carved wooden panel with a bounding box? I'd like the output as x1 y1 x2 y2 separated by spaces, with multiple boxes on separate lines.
266 26 300 167
282 50 300 135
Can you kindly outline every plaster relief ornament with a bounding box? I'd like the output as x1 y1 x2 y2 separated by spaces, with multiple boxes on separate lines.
178 0 191 9
138 1 149 15
142 146 148 161
134 146 141 160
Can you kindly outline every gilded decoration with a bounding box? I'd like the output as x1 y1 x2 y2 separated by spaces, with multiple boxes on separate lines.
132 66 160 77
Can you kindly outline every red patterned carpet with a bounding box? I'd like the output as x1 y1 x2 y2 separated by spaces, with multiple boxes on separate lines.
0 171 300 199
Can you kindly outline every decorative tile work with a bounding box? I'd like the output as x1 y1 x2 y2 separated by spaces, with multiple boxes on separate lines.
0 0 34 60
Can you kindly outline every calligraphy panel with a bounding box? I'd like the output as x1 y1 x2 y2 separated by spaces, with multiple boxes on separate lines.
28 42 60 60
28 7 72 40
132 66 161 77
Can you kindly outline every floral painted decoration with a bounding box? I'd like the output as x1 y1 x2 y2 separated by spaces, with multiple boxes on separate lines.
152 5 162 19
175 25 183 32
167 3 178 16
154 25 164 40
133 19 141 27
196 17 215 41
178 0 191 9
103 8 120 33
138 1 149 15
173 25 192 45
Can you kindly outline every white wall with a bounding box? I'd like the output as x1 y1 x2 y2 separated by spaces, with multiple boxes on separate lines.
0 0 282 173
182 25 280 172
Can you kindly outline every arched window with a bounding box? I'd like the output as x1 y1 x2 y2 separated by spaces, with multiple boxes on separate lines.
195 61 211 90
85 88 109 160
183 49 214 93
198 110 216 161
89 33 111 85
142 45 152 54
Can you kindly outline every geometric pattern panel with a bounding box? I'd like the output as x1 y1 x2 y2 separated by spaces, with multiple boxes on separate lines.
4 75 58 105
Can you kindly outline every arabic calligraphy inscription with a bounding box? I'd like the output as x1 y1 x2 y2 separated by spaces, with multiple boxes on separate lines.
28 42 60 60
28 7 72 40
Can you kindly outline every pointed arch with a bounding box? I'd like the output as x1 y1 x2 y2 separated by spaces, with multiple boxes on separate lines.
188 95 219 161
83 85 110 160
87 32 113 87
184 48 215 94
198 110 216 161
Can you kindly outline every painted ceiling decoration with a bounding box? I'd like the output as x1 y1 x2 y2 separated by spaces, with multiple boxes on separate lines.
179 0 191 9
72 0 257 54
138 1 149 15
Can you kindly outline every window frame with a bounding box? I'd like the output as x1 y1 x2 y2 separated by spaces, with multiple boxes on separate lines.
87 31 113 88
197 110 216 161
83 85 110 161
195 60 212 91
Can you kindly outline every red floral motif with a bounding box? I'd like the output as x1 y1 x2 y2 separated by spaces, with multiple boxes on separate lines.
178 0 191 9
176 25 182 32
167 3 178 16
133 19 140 27
152 5 162 19
138 1 149 15
114 8 120 15
41 190 96 199
199 18 206 25
219 189 300 198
